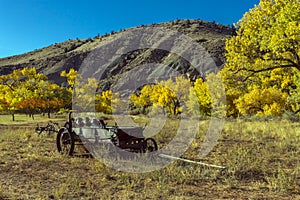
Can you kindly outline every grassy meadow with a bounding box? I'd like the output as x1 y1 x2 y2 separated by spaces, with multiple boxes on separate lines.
0 114 300 199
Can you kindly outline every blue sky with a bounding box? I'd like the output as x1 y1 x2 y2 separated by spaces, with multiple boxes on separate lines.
0 0 259 58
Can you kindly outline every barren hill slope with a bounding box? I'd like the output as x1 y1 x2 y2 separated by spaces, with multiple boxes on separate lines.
0 19 234 87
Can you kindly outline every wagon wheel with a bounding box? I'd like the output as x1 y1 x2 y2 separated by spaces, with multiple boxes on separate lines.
56 128 75 156
143 138 158 153
64 122 70 129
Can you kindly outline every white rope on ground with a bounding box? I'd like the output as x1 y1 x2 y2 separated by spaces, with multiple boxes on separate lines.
158 153 226 169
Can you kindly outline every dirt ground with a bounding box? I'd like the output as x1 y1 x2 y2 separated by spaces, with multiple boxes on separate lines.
1 120 300 199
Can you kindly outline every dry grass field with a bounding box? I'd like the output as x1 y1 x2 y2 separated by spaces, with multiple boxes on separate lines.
1 114 300 199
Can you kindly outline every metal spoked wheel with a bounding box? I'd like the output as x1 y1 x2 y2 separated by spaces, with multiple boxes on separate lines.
56 128 75 156
143 138 158 153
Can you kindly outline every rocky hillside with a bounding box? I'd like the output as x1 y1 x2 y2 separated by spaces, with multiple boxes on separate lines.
0 19 235 88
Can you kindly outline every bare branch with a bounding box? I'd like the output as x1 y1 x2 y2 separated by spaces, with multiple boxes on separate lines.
247 64 295 73
2 83 15 91
289 48 300 69
241 64 295 82
272 57 297 66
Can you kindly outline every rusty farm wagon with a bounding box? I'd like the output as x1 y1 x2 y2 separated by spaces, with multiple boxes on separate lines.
56 112 158 157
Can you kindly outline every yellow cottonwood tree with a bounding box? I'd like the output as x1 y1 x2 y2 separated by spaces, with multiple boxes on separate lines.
19 69 64 118
0 68 65 120
130 77 190 116
187 78 211 117
287 74 300 113
73 77 98 112
95 90 120 114
235 86 288 116
0 68 39 120
221 0 300 116
60 68 78 88
130 85 153 114
152 84 178 115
